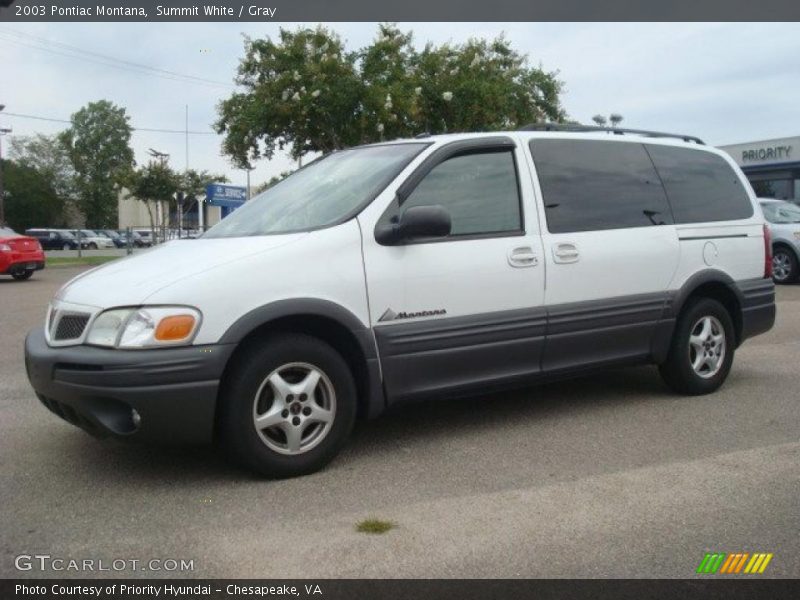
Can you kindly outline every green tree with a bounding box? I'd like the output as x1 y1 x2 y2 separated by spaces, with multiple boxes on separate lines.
216 24 565 166
1 159 63 232
128 161 181 237
9 133 76 203
60 100 135 228
178 168 228 227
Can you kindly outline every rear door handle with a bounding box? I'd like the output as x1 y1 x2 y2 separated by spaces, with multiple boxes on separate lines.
553 242 579 263
508 246 538 268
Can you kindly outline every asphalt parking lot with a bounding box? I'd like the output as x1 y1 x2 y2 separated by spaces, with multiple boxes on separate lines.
1 267 798 579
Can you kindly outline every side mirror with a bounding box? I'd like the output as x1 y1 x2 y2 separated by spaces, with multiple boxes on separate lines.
376 205 452 245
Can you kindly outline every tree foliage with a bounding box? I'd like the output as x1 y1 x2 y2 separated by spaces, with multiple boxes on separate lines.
127 161 181 231
181 168 228 204
9 133 76 203
128 164 228 230
60 100 135 228
216 24 566 167
1 159 64 232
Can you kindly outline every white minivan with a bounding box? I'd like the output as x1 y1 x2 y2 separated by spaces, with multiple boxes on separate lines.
25 126 776 477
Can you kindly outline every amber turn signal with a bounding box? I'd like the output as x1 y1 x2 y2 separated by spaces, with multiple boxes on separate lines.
154 315 196 341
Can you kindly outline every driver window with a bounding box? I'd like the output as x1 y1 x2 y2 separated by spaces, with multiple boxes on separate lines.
402 149 523 236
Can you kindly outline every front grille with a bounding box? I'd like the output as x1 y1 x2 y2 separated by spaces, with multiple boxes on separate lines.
53 312 90 341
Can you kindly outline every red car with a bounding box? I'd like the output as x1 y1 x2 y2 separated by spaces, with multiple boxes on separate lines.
0 226 45 280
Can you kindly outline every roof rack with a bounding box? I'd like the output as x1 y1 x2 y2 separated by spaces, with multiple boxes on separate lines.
518 122 705 145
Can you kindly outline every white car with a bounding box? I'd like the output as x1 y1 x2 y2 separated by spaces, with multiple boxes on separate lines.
25 126 775 478
759 198 800 284
72 229 116 250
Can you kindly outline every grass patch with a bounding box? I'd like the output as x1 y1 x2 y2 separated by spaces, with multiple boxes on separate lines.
355 518 395 535
47 256 120 268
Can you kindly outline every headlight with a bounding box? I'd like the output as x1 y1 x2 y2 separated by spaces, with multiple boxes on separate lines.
86 306 201 348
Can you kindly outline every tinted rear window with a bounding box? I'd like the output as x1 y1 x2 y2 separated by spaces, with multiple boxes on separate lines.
645 145 753 223
531 139 673 233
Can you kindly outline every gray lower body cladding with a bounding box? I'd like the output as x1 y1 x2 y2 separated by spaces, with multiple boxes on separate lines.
375 278 775 404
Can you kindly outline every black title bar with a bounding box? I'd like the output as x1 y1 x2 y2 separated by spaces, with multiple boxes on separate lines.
1 0 799 22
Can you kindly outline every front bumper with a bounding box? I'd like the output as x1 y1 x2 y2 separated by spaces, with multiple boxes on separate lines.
24 327 236 444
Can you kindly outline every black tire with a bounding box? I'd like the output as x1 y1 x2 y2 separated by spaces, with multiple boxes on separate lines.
12 270 33 281
88 242 97 250
659 297 735 395
219 333 357 478
772 246 799 284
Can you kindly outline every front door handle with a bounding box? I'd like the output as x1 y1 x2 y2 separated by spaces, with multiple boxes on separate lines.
553 242 579 263
508 246 538 268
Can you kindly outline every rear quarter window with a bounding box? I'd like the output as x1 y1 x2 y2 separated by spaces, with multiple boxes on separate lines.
645 145 754 223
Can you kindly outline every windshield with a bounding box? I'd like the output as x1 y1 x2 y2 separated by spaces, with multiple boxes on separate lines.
81 230 99 237
204 143 428 238
0 227 17 237
761 201 800 224
60 231 76 239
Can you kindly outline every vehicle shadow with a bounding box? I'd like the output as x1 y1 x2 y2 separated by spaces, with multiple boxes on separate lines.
55 365 672 483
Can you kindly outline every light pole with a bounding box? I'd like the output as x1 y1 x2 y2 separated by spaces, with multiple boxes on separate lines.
243 164 254 201
0 104 10 227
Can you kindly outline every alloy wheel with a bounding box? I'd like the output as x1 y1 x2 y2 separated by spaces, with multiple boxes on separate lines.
252 362 336 455
688 315 726 379
772 252 792 282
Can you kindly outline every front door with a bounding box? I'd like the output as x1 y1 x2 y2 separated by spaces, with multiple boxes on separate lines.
360 137 547 403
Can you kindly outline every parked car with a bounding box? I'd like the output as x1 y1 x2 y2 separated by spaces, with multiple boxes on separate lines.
759 198 800 284
133 230 154 246
25 127 775 478
25 228 84 250
117 230 148 247
97 230 126 249
71 229 115 250
0 227 45 280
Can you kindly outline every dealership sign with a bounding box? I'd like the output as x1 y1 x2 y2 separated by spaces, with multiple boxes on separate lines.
720 136 799 168
741 145 792 163
205 184 246 208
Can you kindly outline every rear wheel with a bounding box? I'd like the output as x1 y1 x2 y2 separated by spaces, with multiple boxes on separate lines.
219 333 357 478
659 298 735 395
772 247 798 284
62 243 71 250
12 270 33 281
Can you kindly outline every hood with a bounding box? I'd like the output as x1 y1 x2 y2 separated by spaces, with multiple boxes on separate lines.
57 234 305 308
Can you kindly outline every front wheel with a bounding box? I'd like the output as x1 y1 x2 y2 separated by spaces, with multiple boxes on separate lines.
12 270 33 281
88 242 97 250
659 298 735 395
772 247 798 284
62 243 71 251
219 333 357 478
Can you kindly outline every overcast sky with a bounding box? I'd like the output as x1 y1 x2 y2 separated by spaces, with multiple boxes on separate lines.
1 22 798 189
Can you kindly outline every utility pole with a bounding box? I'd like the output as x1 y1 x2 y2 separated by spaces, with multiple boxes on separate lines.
0 104 9 226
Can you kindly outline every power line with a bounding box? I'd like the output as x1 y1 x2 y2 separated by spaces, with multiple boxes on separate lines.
0 27 235 89
1 111 219 135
